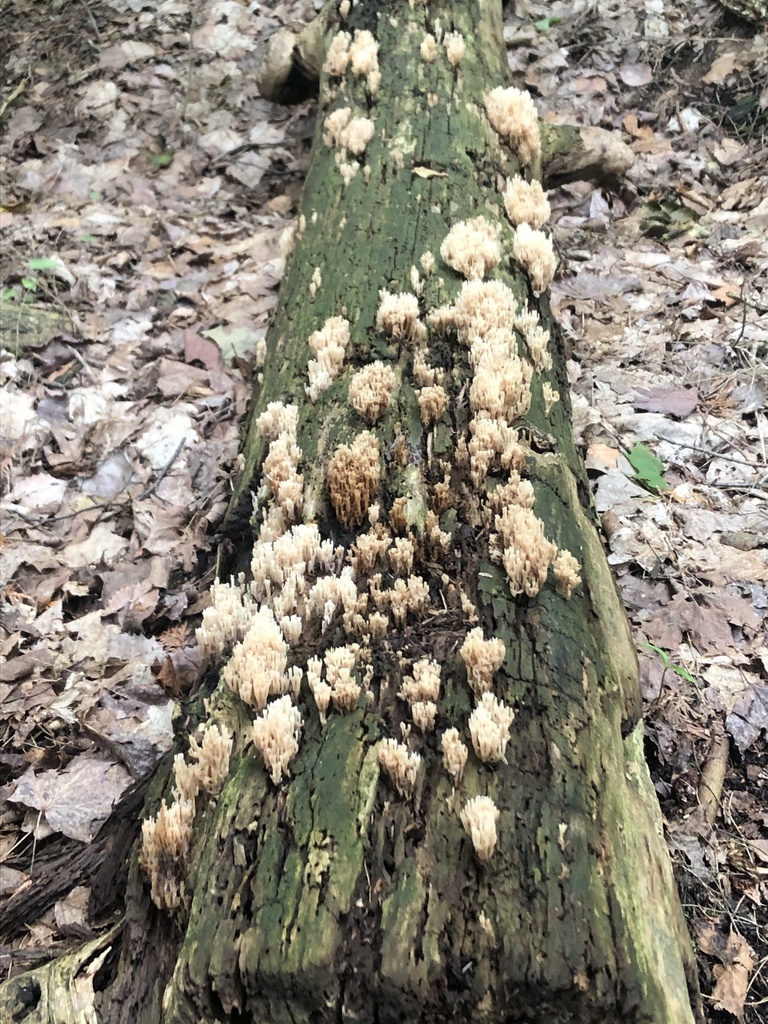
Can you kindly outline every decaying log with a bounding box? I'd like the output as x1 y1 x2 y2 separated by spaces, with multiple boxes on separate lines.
0 3 701 1022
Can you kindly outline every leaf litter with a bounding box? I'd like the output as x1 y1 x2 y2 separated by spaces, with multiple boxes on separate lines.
1 0 766 1016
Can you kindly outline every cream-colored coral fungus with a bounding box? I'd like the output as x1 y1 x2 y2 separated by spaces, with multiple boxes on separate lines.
324 30 352 76
172 753 200 806
460 795 500 862
420 33 437 62
460 627 505 696
484 86 541 167
196 578 254 661
187 724 233 796
307 656 332 724
378 738 420 798
222 607 290 711
469 340 532 422
523 324 552 372
338 116 375 157
141 795 196 910
444 31 465 66
348 362 395 423
351 527 391 573
469 692 515 763
542 381 559 416
400 657 441 705
389 575 430 626
323 107 352 147
376 290 426 343
468 414 526 487
553 549 582 599
417 383 448 427
512 223 557 296
502 176 551 229
328 431 381 529
251 695 303 785
307 316 351 401
325 644 362 712
441 728 468 787
388 536 415 576
348 29 381 93
430 279 517 344
492 504 558 598
411 701 437 731
440 217 501 281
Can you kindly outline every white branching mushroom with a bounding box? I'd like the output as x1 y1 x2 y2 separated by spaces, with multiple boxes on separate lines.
441 728 468 787
512 223 557 296
553 549 582 599
484 86 541 166
222 607 289 711
348 361 395 423
491 504 558 598
328 432 381 529
187 724 233 796
196 578 254 662
440 217 501 281
417 384 449 426
460 628 506 696
325 644 362 713
400 657 442 704
502 175 551 229
378 738 421 798
411 701 437 732
468 692 515 763
140 795 197 910
307 316 351 401
307 656 332 724
460 795 500 862
376 290 426 343
251 695 303 785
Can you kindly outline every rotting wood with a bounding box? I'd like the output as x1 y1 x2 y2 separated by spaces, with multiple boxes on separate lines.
0 2 703 1022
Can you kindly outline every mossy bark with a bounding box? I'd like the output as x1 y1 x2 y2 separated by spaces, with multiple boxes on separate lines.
0 2 701 1023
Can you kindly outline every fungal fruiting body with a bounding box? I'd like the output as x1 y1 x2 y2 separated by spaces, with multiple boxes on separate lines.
460 795 500 861
459 628 505 696
141 795 196 910
491 504 558 598
512 223 557 296
307 316 350 401
441 728 468 786
502 176 551 229
440 217 501 281
251 695 303 785
328 431 381 529
484 86 541 166
348 361 395 423
222 607 290 711
378 738 421 798
468 692 515 763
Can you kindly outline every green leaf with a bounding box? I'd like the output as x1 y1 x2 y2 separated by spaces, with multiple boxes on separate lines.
27 257 61 271
533 17 560 30
627 442 668 491
642 642 670 670
21 277 39 291
672 664 695 683
2 286 20 302
149 151 174 169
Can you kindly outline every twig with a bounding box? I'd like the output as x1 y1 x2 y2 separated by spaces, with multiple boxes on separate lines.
697 722 729 832
137 438 187 499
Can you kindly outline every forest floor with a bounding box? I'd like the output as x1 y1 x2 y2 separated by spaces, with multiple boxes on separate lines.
0 0 766 1019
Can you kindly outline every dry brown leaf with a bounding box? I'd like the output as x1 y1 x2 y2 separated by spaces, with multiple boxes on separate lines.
9 756 132 843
